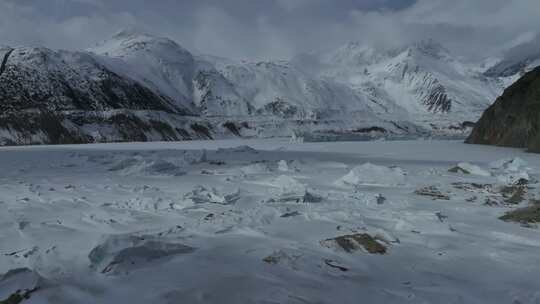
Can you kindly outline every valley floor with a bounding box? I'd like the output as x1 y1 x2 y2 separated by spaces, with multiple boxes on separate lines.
0 139 539 303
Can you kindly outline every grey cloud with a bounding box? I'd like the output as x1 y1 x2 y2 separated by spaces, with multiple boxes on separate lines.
0 0 538 60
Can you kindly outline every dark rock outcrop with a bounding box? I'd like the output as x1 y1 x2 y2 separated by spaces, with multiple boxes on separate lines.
466 67 540 152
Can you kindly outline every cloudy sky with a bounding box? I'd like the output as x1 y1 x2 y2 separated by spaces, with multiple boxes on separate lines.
0 0 539 60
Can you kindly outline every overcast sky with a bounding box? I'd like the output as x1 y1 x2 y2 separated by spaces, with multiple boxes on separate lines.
0 0 539 60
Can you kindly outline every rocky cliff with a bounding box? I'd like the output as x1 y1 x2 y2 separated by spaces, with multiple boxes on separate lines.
466 67 540 152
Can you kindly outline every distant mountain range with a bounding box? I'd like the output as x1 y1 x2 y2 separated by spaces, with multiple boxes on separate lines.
1 30 539 145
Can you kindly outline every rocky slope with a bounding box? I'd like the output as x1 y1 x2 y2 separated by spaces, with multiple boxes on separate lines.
466 67 540 152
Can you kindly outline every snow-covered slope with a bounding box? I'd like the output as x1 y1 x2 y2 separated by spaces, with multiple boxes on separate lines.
484 34 540 78
89 30 197 114
202 56 376 121
0 45 181 113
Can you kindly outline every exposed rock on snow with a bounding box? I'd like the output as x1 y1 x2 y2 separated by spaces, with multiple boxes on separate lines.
262 250 301 270
336 163 406 187
500 201 540 226
0 268 43 302
321 233 387 254
500 185 528 205
484 197 504 207
323 259 349 272
414 186 451 200
280 211 302 218
448 162 491 176
452 182 493 194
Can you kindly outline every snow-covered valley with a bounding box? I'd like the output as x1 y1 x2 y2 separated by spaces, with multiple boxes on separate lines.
1 139 539 303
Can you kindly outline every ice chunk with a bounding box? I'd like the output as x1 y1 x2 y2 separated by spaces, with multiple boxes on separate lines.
496 171 530 185
139 159 186 176
336 163 406 187
490 157 528 172
490 158 531 185
268 190 323 204
89 235 195 275
110 158 186 176
240 162 274 175
267 175 307 194
183 186 241 205
448 162 491 177
277 160 289 172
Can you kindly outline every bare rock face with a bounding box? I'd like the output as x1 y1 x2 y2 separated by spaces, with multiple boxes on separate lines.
466 67 540 152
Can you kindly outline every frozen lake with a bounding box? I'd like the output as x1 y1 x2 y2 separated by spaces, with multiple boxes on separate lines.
1 139 539 303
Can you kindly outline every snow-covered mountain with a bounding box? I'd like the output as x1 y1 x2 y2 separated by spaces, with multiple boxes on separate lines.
292 39 508 132
200 56 377 120
484 34 540 78
93 33 389 124
89 30 197 114
0 31 537 145
0 43 218 145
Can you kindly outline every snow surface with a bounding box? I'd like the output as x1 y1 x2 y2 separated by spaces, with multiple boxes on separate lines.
1 139 540 303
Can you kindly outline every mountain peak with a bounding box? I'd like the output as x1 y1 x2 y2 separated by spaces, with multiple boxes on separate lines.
337 41 377 54
408 39 450 59
112 29 149 39
324 41 380 66
109 29 171 44
89 29 191 61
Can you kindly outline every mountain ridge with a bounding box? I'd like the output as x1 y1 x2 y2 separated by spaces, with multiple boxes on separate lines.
0 31 537 145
